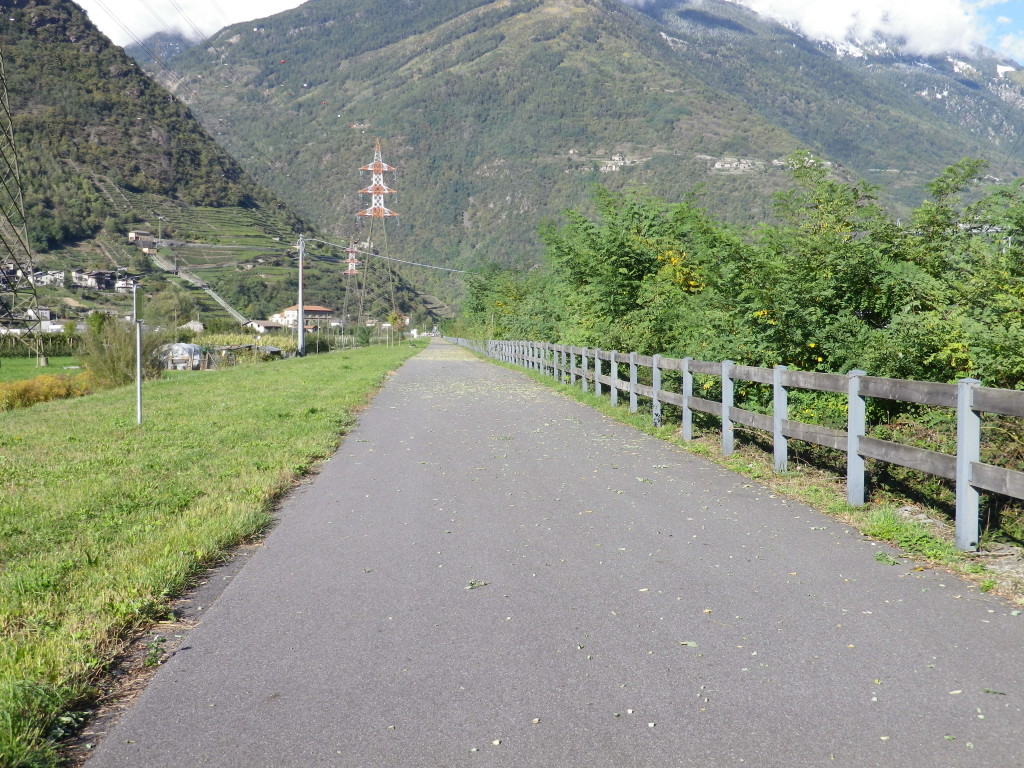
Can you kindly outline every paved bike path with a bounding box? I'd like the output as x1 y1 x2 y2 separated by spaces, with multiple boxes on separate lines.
88 341 1022 767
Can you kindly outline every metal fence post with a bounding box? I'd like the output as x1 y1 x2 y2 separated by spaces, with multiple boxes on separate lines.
846 370 867 506
610 351 619 407
721 360 734 456
956 378 982 551
773 365 788 472
652 354 662 427
629 351 638 413
681 357 693 441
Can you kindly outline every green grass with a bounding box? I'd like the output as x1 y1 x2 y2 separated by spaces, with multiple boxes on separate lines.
0 358 79 384
0 342 424 766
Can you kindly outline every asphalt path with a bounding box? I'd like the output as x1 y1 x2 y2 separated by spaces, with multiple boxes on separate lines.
87 341 1023 767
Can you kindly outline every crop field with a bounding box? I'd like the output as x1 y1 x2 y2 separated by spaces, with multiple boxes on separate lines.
0 342 424 766
125 193 295 246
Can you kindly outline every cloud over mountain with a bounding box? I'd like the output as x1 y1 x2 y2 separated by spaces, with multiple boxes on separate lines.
723 0 987 56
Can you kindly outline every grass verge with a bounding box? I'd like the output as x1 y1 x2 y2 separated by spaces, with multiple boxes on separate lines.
482 357 1021 603
0 342 423 767
0 359 79 384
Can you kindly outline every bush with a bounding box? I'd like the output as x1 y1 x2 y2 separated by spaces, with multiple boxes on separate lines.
78 321 166 388
0 372 92 411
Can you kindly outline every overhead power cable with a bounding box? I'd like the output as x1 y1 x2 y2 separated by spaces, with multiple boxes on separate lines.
303 237 465 273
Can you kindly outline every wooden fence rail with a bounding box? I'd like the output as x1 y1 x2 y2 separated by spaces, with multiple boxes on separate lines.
446 336 1024 551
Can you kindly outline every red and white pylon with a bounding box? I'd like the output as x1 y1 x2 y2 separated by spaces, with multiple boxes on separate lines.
343 243 361 276
357 137 399 219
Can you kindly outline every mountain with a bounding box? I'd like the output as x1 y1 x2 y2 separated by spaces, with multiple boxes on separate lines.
1 0 297 250
1 0 441 326
124 31 197 65
132 0 1024 292
139 0 807 287
638 0 1024 205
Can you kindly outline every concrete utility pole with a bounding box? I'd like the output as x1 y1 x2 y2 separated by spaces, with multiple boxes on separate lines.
297 234 305 357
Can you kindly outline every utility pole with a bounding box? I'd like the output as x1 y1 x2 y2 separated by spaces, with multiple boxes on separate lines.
297 234 305 357
135 320 142 425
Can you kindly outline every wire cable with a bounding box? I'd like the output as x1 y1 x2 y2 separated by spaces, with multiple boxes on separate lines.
303 237 465 273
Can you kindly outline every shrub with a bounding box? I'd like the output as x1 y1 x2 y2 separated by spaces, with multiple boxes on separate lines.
0 372 92 411
78 321 165 388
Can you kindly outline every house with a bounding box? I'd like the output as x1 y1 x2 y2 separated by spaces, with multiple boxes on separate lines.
71 270 115 290
115 275 139 293
0 264 22 289
30 270 65 287
269 305 333 328
244 320 285 334
128 230 152 243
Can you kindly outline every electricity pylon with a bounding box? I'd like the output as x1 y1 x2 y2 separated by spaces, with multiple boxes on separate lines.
0 46 45 363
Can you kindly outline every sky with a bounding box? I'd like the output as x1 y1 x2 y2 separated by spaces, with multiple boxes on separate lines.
76 0 1024 63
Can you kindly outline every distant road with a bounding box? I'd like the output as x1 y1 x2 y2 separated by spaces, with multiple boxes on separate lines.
87 341 1024 767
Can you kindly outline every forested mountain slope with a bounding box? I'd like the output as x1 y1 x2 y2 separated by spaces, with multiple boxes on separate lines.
1 0 300 251
140 0 1024 280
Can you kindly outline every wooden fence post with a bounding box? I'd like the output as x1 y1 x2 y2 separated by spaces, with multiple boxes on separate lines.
721 360 734 456
594 350 602 396
652 354 662 427
629 351 638 413
569 347 577 386
773 365 788 472
582 349 590 392
846 370 867 506
956 378 982 551
681 357 693 441
610 351 619 407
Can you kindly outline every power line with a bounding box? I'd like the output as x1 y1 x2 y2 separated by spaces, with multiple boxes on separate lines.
302 237 466 273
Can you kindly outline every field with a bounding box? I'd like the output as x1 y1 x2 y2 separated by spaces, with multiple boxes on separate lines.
0 342 424 766
0 358 79 384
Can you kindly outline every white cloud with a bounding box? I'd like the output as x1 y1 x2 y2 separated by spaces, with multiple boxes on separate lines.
76 1 305 46
998 31 1024 61
998 15 1012 24
728 0 987 56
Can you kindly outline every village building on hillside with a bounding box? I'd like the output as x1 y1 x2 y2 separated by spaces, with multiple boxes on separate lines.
269 305 333 328
30 270 66 287
244 320 286 334
71 270 115 290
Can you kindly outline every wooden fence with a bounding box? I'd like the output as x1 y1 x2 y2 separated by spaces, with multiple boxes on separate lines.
447 337 1024 551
